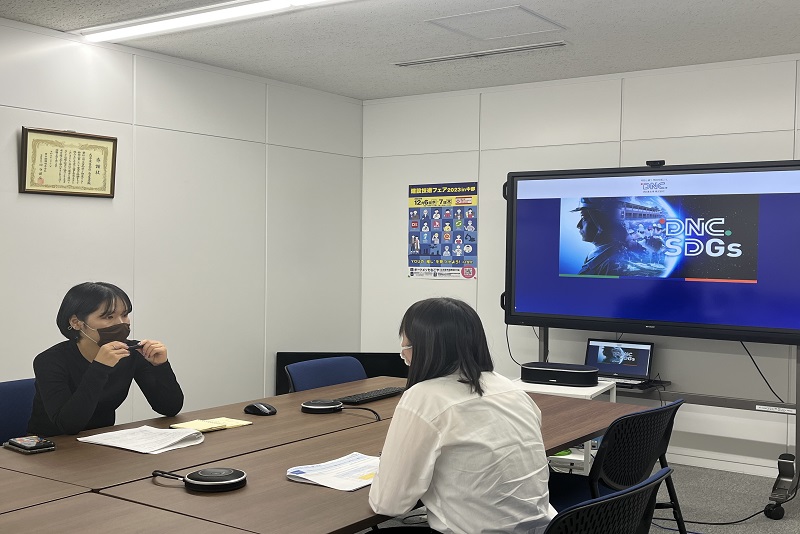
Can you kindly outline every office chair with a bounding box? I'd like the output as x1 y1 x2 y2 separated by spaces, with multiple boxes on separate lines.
548 399 687 534
285 356 367 392
0 378 36 443
544 467 672 534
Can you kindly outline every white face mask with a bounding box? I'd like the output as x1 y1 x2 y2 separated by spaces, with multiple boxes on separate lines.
400 345 412 366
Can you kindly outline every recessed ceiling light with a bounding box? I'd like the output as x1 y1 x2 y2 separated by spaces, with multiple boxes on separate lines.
73 0 350 43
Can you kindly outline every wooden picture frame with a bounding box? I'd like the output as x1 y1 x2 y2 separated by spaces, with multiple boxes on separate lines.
19 127 118 198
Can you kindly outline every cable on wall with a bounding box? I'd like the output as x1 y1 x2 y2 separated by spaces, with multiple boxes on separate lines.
741 341 785 403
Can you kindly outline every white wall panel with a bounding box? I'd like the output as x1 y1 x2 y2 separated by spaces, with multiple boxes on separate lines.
477 143 621 378
361 152 479 351
0 106 134 382
265 145 362 395
132 127 266 418
481 80 622 150
136 56 266 142
670 404 789 476
363 95 479 157
0 25 132 123
622 131 796 166
268 84 362 157
623 62 796 140
795 131 799 160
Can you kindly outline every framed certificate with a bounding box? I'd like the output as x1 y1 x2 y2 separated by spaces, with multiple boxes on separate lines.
19 127 118 197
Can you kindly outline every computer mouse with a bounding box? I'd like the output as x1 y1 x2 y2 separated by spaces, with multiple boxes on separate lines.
243 402 277 416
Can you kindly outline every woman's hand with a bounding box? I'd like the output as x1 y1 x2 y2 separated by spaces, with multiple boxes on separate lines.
136 340 168 366
93 342 132 367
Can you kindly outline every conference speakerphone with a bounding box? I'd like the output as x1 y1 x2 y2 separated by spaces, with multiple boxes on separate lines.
520 362 598 387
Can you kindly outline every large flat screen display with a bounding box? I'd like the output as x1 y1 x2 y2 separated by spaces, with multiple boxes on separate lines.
504 160 800 345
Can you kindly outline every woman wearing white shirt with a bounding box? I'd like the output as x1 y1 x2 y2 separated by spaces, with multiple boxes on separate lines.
369 298 554 534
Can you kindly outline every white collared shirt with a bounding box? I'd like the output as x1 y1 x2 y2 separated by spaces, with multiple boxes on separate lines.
369 372 554 534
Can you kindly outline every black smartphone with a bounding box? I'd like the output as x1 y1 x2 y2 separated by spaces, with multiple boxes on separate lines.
126 342 144 351
3 436 56 454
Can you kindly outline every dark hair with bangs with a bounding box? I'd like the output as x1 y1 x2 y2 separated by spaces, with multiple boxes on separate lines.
56 282 133 341
399 297 494 395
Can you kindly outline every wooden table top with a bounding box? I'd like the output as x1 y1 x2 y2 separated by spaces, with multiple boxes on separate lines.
103 421 392 534
530 392 642 454
0 468 87 515
0 493 249 532
0 377 403 490
101 385 644 534
2 374 644 533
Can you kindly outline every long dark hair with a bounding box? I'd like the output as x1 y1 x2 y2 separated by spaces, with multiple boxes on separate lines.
399 297 494 395
56 282 133 341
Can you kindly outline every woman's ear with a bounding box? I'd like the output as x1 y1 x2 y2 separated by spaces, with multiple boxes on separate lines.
69 315 82 330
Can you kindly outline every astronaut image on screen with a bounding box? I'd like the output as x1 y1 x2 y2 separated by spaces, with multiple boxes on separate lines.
586 340 652 376
569 197 630 276
597 345 630 365
560 194 759 280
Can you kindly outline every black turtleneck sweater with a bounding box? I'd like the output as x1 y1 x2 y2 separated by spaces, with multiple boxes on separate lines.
27 340 183 436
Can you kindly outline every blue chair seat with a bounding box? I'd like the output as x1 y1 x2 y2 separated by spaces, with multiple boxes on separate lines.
0 378 36 443
285 356 367 392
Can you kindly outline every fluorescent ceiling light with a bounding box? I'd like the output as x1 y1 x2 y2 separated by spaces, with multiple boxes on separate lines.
75 0 348 42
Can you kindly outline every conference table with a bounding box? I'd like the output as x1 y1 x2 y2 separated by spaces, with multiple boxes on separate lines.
0 467 87 514
0 377 402 490
0 376 642 532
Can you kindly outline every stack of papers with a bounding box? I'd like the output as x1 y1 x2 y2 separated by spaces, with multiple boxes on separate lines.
287 452 379 491
77 425 204 454
170 417 253 432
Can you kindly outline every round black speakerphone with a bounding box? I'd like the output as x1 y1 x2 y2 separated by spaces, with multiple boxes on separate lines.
152 468 247 492
300 399 344 414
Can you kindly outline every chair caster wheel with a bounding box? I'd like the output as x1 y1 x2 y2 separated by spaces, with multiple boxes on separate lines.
764 503 785 520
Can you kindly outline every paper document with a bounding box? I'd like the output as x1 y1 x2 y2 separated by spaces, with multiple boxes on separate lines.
170 417 253 432
287 452 379 491
77 425 204 454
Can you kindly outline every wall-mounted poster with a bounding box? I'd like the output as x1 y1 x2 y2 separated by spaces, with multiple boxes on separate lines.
408 182 478 279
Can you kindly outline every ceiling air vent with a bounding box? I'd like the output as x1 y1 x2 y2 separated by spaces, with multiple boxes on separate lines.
394 41 566 67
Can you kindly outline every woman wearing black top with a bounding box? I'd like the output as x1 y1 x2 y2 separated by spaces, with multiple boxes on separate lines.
27 282 184 436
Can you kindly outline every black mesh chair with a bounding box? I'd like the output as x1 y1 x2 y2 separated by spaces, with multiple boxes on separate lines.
549 399 686 534
545 467 672 534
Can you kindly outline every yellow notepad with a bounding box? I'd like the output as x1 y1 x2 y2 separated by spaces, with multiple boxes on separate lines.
170 417 252 432
203 417 253 429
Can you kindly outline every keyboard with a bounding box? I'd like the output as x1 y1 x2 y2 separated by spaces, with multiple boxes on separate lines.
333 386 405 405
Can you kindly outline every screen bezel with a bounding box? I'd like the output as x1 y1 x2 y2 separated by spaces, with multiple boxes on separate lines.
503 159 800 345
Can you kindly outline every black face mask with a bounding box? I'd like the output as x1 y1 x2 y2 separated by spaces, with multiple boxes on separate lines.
82 322 131 346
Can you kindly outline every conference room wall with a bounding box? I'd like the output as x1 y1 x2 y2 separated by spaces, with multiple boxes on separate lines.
0 20 364 419
130 127 266 418
267 83 362 158
361 151 480 351
0 24 137 410
0 22 267 419
0 105 136 395
361 56 799 474
265 144 363 395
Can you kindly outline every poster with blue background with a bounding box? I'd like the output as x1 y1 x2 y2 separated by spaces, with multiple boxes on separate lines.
408 182 478 279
